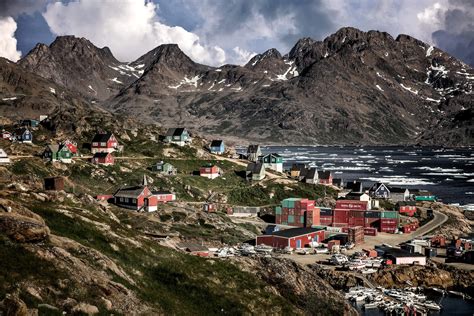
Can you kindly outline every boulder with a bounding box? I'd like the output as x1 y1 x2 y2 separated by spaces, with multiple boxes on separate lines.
71 303 99 315
0 294 28 316
0 213 50 243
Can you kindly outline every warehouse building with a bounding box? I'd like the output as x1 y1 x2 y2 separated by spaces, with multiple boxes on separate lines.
256 227 325 249
383 247 426 266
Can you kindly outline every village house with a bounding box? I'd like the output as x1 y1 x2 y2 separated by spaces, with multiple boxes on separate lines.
209 140 225 154
1 130 12 140
304 168 318 184
397 201 417 216
199 164 221 179
343 192 377 210
381 247 426 266
164 128 191 146
91 132 119 154
259 153 283 172
333 178 344 188
388 186 410 202
13 128 32 143
256 227 325 249
290 163 307 180
246 144 261 162
369 182 390 199
92 152 114 165
317 170 333 185
345 181 364 193
0 148 10 164
43 144 73 163
62 140 78 156
44 177 65 191
151 161 176 175
20 119 39 128
246 162 265 181
113 176 176 212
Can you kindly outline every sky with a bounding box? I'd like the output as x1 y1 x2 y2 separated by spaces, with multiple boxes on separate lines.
0 0 473 66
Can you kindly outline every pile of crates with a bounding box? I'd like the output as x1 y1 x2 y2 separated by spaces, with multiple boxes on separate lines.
275 198 320 227
348 226 365 245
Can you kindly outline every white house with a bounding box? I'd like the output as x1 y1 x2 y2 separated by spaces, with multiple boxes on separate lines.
0 148 10 164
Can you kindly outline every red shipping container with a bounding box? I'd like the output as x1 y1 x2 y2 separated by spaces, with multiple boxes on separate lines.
335 200 368 210
332 223 348 228
328 240 340 250
350 210 365 218
341 227 349 233
333 209 350 223
364 228 378 236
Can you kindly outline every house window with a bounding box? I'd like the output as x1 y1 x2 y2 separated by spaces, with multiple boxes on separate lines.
120 197 124 202
92 142 98 146
101 142 106 146
132 198 136 203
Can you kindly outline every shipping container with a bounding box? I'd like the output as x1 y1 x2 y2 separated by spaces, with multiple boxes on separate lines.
275 207 282 215
381 211 398 219
282 198 301 209
320 207 333 216
333 209 350 223
350 210 365 218
328 240 340 250
364 211 381 218
364 227 378 236
364 218 380 228
288 215 295 223
335 200 368 210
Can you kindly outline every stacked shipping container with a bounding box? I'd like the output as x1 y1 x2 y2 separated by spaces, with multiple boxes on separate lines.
348 226 365 245
275 198 320 227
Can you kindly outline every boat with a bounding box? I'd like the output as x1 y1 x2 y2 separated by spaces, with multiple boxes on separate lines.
430 287 446 295
448 290 465 298
363 302 379 309
329 254 348 265
255 245 273 253
295 248 310 255
422 300 442 311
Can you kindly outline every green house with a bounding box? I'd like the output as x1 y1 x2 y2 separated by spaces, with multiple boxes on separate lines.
164 128 190 146
259 153 283 172
152 161 176 175
43 144 72 163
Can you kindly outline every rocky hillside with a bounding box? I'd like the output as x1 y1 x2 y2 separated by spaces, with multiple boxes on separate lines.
14 27 473 146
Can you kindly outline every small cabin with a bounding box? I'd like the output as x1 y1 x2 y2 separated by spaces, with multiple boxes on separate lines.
0 148 10 164
43 144 73 163
44 177 65 191
199 164 221 179
369 182 390 199
246 145 261 162
317 170 333 185
164 128 190 146
92 152 114 165
210 140 225 155
14 128 32 143
259 153 283 172
246 162 265 181
91 132 118 154
152 161 176 175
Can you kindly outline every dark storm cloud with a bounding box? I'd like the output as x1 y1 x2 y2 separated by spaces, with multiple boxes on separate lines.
0 0 48 17
195 0 337 52
433 0 474 66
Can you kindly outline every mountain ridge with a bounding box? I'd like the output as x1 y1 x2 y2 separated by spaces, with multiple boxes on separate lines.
6 27 474 146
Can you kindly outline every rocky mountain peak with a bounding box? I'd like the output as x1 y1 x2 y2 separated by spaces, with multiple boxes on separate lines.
245 48 282 69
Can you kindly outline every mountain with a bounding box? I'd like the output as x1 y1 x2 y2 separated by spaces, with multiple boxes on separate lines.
17 27 474 146
19 36 145 101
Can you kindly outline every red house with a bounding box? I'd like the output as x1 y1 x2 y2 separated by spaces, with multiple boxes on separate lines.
256 227 325 249
62 139 78 155
91 132 118 154
1 131 12 140
317 171 333 185
199 164 221 179
113 176 175 212
397 202 416 216
92 152 114 165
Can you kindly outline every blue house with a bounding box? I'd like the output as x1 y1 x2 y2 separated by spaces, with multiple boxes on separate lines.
369 182 390 199
210 140 225 154
14 128 32 143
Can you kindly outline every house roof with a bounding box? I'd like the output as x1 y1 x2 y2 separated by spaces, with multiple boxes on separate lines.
46 144 60 153
15 128 30 135
114 185 146 199
267 227 323 238
210 140 224 147
318 170 331 179
247 162 264 173
261 152 281 158
93 152 111 158
305 167 318 179
151 190 173 195
398 201 416 206
346 181 363 192
92 132 113 143
166 128 186 137
0 148 8 157
388 186 408 193
382 247 425 258
290 163 307 172
247 144 260 153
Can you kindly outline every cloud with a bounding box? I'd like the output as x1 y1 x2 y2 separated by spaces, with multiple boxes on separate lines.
0 16 21 62
42 0 226 65
431 0 474 66
231 47 257 65
0 0 48 18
